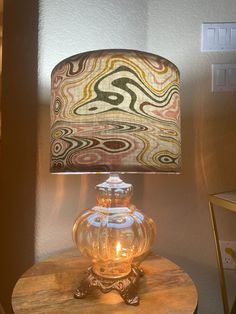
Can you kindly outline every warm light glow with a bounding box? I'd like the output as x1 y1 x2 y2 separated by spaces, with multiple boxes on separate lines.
73 174 156 278
116 241 121 257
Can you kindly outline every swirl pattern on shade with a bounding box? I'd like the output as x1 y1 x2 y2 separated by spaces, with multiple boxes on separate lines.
50 49 181 173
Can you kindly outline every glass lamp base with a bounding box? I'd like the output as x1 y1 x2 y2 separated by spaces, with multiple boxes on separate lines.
73 174 156 305
74 265 144 306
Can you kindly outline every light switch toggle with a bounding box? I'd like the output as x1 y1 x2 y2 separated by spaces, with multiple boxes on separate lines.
229 69 236 85
212 64 236 92
215 69 226 86
219 28 227 44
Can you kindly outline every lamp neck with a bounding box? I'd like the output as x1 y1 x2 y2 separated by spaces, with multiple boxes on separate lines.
96 174 133 208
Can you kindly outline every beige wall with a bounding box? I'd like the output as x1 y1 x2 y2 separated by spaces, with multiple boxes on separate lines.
1 0 236 313
146 1 236 312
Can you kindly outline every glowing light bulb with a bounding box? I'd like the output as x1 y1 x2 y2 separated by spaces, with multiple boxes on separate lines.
116 241 121 257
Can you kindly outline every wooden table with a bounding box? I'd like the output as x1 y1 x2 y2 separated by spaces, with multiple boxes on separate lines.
12 249 198 314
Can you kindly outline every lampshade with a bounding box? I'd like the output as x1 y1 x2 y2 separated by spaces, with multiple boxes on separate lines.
50 49 181 174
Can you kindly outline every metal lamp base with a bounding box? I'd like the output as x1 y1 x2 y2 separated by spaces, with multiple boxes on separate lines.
74 266 144 305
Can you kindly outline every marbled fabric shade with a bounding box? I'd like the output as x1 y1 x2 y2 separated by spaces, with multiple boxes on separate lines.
50 49 181 173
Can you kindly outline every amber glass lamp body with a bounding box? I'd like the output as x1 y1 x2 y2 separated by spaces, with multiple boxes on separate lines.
73 174 156 279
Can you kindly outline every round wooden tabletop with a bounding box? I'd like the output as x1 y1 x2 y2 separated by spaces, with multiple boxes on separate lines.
12 249 198 314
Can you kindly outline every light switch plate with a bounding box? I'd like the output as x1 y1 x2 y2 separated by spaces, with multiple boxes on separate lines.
212 64 236 92
202 23 236 51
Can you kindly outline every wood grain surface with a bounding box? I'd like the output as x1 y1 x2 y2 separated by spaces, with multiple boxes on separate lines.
12 249 198 314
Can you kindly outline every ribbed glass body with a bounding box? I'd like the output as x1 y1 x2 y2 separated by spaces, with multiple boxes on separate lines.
73 174 156 278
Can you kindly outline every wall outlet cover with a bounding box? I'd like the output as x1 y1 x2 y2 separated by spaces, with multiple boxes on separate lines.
219 240 236 270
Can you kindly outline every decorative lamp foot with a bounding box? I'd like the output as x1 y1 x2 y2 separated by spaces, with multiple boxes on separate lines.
74 266 144 306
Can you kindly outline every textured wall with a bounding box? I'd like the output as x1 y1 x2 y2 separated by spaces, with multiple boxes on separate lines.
146 1 236 313
38 0 148 104
37 1 236 313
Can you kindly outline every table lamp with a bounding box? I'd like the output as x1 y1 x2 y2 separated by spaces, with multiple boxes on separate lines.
50 49 181 305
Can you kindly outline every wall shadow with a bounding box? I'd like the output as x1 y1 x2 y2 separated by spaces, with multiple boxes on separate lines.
0 0 38 312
